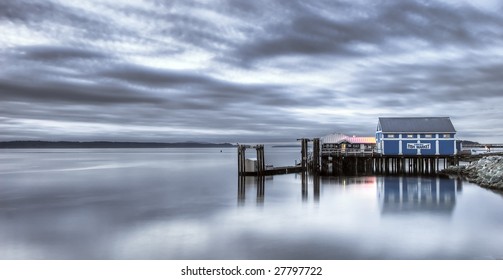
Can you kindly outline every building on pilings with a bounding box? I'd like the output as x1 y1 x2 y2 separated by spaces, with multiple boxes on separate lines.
376 117 457 156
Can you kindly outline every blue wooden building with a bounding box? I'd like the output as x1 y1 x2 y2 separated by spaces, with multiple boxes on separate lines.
376 117 457 156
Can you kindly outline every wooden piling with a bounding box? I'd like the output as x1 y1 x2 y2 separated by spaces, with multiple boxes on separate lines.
255 145 265 175
313 138 320 173
300 138 309 170
237 145 246 175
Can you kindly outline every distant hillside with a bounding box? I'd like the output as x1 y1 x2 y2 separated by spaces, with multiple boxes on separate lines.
0 141 236 149
458 140 480 145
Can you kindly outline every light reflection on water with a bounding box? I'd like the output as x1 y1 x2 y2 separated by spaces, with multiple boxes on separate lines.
1 148 503 259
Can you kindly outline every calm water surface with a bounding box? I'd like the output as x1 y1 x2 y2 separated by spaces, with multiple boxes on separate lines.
1 148 503 259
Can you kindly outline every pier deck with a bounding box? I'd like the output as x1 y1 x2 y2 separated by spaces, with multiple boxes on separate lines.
237 142 497 177
320 150 459 175
239 166 304 176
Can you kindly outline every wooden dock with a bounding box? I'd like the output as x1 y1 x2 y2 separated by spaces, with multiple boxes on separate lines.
237 143 306 176
320 151 458 176
462 144 503 149
239 166 304 176
237 141 499 177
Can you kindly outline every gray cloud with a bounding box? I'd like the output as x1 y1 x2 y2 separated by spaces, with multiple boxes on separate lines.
0 77 162 105
232 0 503 65
100 64 216 87
18 45 108 61
1 0 503 143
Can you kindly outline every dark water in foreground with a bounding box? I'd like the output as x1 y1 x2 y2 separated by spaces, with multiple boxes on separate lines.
1 148 503 259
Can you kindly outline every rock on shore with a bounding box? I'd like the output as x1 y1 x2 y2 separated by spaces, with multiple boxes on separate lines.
441 156 503 189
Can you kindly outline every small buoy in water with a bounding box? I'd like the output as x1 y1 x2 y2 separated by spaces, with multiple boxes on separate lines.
220 150 222 153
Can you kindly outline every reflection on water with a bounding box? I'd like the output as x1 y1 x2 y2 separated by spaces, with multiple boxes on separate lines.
2 148 503 259
239 174 463 218
238 173 322 205
378 176 462 216
237 176 267 206
231 173 502 259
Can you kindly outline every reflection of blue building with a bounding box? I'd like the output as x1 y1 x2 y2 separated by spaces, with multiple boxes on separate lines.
378 176 461 215
376 117 457 156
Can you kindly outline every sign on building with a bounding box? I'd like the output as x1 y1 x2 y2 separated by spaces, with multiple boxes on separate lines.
407 143 431 150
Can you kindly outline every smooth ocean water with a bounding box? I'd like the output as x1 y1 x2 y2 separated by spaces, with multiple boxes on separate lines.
1 147 503 259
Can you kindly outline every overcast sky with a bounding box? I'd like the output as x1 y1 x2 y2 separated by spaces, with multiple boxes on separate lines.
1 0 503 143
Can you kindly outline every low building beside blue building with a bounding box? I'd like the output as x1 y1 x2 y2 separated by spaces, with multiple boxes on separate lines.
321 133 376 155
376 117 457 156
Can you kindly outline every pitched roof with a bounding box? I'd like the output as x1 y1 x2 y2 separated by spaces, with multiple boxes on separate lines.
378 117 456 133
322 133 376 144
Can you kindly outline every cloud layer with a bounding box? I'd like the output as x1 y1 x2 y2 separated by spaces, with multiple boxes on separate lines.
1 0 503 143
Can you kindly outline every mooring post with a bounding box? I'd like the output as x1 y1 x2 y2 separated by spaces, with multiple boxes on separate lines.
263 145 266 171
237 145 245 175
299 138 309 171
355 157 359 175
257 145 261 174
237 145 240 174
256 144 265 175
313 138 320 173
304 138 308 170
321 155 328 174
331 156 335 175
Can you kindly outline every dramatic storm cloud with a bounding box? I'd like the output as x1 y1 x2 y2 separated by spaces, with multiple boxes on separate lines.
1 0 503 143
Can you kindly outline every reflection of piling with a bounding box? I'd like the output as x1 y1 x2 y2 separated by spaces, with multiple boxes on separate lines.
237 171 322 205
301 170 308 201
313 174 320 203
237 176 266 206
257 176 265 205
238 176 246 206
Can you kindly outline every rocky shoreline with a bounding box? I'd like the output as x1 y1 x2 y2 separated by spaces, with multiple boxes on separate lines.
441 156 503 189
